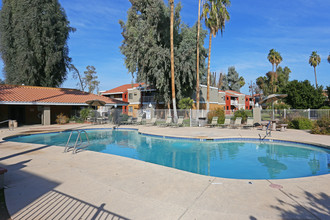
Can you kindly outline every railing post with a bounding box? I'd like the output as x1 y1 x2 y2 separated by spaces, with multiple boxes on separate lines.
189 109 191 127
308 108 310 120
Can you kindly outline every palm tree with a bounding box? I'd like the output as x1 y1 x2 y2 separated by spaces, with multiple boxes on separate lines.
273 51 282 93
267 49 281 93
309 51 321 88
274 51 282 71
196 0 202 112
202 0 230 111
170 0 178 122
267 49 276 72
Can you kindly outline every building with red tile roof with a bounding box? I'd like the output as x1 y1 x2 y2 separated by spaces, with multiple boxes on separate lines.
100 83 159 116
101 83 145 95
0 84 127 125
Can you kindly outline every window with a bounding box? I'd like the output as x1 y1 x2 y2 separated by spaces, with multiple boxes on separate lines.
128 106 133 112
128 93 133 99
124 94 127 99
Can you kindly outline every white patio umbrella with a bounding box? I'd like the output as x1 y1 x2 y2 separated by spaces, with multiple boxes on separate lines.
259 94 287 120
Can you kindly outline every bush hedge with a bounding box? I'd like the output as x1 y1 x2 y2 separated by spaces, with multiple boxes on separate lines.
311 117 330 135
80 108 92 121
288 117 312 130
56 113 69 124
207 108 225 124
232 110 252 124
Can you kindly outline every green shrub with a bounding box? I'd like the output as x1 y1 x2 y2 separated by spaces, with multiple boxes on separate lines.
183 119 190 126
80 108 92 121
120 114 129 121
274 103 291 109
319 106 330 109
178 97 194 109
311 117 330 135
288 117 312 130
69 116 84 123
207 108 225 124
232 110 252 124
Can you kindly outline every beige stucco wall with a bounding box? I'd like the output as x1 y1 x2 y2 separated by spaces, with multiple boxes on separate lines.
128 88 141 104
199 86 218 104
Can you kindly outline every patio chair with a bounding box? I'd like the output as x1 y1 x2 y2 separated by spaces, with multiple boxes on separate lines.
243 117 254 129
121 117 133 125
133 116 143 125
219 118 231 128
159 117 172 127
231 117 242 129
172 116 184 127
206 117 218 127
146 117 157 126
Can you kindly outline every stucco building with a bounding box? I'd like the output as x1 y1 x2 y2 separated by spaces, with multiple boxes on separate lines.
0 84 127 126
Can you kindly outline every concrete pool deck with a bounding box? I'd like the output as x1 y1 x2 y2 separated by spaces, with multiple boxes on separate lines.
0 124 329 219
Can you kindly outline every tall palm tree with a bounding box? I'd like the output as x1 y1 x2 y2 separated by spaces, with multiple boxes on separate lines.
274 51 282 71
309 51 321 88
202 0 230 111
273 51 282 93
267 49 276 72
196 0 202 112
170 0 178 122
267 49 281 93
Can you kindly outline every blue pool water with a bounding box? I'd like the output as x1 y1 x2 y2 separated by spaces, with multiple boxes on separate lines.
6 129 330 179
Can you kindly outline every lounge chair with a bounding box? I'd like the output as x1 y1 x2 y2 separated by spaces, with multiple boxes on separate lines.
146 117 157 126
231 117 242 129
206 117 218 127
121 117 133 125
172 116 184 127
159 117 172 127
133 116 143 125
219 118 231 128
243 117 254 129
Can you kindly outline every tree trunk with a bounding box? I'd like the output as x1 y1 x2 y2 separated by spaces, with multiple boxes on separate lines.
170 0 178 123
167 102 172 118
196 0 201 112
206 32 212 111
314 67 318 88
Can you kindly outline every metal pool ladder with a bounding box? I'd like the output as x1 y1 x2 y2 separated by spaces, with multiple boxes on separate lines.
64 130 90 154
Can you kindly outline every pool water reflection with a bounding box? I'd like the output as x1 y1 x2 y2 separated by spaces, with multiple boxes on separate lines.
7 129 330 179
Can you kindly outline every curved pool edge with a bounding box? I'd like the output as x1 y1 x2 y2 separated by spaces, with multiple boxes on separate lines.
2 126 329 180
136 129 330 149
2 126 329 150
1 124 330 219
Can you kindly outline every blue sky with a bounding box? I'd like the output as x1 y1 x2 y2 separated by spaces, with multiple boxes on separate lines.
0 0 329 94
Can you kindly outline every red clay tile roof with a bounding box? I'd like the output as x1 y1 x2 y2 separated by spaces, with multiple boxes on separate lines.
0 84 127 105
225 90 244 96
102 83 145 94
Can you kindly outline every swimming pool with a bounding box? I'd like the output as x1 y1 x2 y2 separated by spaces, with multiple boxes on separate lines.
6 129 330 179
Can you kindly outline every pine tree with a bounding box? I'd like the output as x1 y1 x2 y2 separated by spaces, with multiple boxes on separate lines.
0 0 74 87
220 66 244 92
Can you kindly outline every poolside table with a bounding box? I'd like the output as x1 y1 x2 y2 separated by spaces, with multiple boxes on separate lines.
271 120 279 131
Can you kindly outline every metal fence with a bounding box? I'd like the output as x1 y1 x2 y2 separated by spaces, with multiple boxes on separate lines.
86 108 329 126
260 109 330 121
